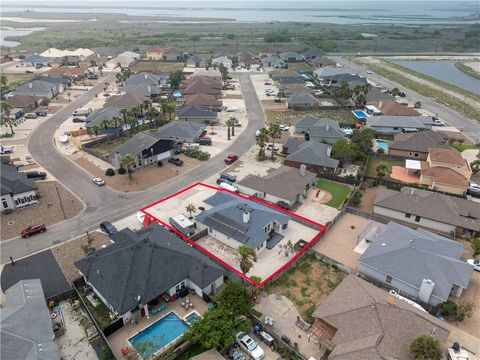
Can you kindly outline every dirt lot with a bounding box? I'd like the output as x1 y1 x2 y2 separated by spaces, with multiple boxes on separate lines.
52 231 112 282
265 109 357 126
0 181 84 241
266 255 346 322
131 61 184 73
73 155 200 192
356 184 381 212
313 213 372 271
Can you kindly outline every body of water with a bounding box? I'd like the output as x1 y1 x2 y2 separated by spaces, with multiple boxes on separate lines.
0 27 45 47
395 60 480 94
1 1 479 24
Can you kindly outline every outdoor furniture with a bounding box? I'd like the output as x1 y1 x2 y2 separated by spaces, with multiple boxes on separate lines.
121 346 130 356
264 316 274 326
160 303 167 311
152 308 158 316
162 293 171 302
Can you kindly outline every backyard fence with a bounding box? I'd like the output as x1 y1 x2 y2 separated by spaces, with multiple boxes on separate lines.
345 207 390 224
189 228 208 242
319 172 360 186
311 251 357 274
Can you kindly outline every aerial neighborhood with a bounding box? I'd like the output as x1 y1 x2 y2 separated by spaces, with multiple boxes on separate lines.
1 19 479 360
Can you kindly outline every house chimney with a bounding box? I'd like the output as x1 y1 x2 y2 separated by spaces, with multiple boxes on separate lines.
242 205 252 223
326 146 332 157
300 164 307 177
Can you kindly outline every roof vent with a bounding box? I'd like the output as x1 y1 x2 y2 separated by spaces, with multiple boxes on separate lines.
381 243 386 247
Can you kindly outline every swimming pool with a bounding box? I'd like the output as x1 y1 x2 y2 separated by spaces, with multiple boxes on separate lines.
185 312 199 324
352 110 367 119
172 90 182 98
129 312 189 358
375 139 389 152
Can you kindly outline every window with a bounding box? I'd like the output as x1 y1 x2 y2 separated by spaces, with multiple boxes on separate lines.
415 216 421 222
393 127 398 130
15 200 19 205
1 199 7 209
405 213 411 218
386 276 392 284
414 153 419 157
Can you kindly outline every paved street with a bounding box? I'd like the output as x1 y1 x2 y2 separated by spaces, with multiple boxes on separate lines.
331 56 480 143
1 73 265 264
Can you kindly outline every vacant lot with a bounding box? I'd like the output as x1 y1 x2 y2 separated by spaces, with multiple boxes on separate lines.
365 156 404 180
0 181 83 240
285 62 314 73
265 109 356 126
267 255 346 323
131 61 184 73
316 179 352 209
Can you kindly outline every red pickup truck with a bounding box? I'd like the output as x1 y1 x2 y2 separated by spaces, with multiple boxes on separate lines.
224 154 238 164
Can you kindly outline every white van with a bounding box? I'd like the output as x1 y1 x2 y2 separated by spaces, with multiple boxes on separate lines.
72 108 92 117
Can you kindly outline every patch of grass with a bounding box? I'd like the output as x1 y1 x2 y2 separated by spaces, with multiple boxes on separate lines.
455 62 480 80
298 260 312 274
131 61 184 74
300 287 309 297
316 179 352 208
365 157 404 180
79 291 112 330
90 137 128 154
303 304 316 324
265 109 356 126
449 143 480 152
286 62 314 73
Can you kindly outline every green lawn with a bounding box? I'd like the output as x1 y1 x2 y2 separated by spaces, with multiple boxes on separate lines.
365 157 404 180
131 61 184 74
316 179 352 209
449 143 480 152
285 62 314 73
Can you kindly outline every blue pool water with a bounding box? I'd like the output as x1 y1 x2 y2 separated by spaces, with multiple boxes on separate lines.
375 139 389 152
352 110 367 119
186 312 199 324
172 90 182 97
129 312 189 358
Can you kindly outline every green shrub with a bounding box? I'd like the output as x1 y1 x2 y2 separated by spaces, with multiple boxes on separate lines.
117 167 126 175
2 209 13 215
157 160 163 167
105 168 115 176
251 308 263 318
182 146 210 161
351 191 363 205
440 301 458 316
456 302 474 321
471 237 480 256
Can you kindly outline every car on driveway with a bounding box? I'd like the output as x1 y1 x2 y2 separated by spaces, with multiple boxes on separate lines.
92 178 105 186
236 332 264 360
220 173 237 182
276 200 290 209
36 111 48 117
168 157 184 166
21 223 46 238
196 137 212 145
25 112 38 119
25 171 47 180
216 178 232 186
467 184 480 198
72 117 86 123
224 154 238 164
266 144 279 152
279 125 289 131
467 259 480 271
0 146 14 154
99 221 118 235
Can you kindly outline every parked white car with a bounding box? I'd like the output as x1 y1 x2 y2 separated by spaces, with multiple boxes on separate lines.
467 259 480 272
279 124 289 131
92 178 105 186
236 332 264 360
0 146 14 154
266 144 279 151
219 182 238 193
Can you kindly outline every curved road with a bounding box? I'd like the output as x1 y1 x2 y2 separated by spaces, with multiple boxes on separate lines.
331 56 480 144
1 73 264 264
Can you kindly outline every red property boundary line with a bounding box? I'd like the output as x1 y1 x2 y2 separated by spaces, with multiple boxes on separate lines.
140 182 326 287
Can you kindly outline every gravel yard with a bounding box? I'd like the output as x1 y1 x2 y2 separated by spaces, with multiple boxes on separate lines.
0 181 84 241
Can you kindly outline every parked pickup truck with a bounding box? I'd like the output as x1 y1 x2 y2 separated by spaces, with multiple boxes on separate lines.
0 146 13 154
224 154 238 165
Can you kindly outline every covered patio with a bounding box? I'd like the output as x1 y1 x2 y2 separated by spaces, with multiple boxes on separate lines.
390 159 422 184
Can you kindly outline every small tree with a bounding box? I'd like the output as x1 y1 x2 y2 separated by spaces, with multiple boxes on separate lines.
267 122 282 159
90 60 97 72
169 70 184 88
237 245 257 277
470 159 480 175
219 63 229 85
190 35 200 52
225 117 236 140
0 72 7 86
1 102 23 135
256 128 269 158
456 301 474 321
410 334 442 360
120 154 135 180
376 163 391 178
391 87 400 97
98 65 103 76
414 101 422 108
471 236 480 256
185 203 196 218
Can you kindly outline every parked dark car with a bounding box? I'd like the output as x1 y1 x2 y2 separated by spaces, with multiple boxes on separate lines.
216 178 232 185
224 154 238 165
25 171 47 180
276 200 290 210
21 223 46 238
467 185 480 198
220 173 237 182
168 157 184 166
196 137 212 145
99 221 118 235
36 111 48 117
72 117 86 123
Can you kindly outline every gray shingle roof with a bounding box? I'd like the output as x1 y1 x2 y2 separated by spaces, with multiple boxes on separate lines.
294 117 344 140
302 47 323 58
196 192 290 249
124 72 165 88
153 120 205 141
85 107 122 128
112 132 165 156
286 141 339 169
177 105 217 119
278 51 304 60
1 161 36 196
287 92 319 105
122 83 160 97
260 56 286 67
75 223 225 315
366 115 435 129
360 221 473 301
20 54 52 63
374 187 480 231
314 66 353 78
15 80 56 97
237 165 316 202
389 131 448 153
104 93 145 108
312 275 450 360
1 279 60 360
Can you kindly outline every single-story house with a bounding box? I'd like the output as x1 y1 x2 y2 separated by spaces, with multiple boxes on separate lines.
0 46 17 61
360 221 473 306
40 47 94 60
154 120 206 143
309 274 450 360
388 131 449 160
310 56 336 68
15 80 61 99
212 56 233 69
105 51 140 69
145 47 164 60
124 72 167 89
104 93 146 109
374 186 480 237
1 156 37 210
260 56 287 69
55 55 81 67
238 51 260 68
237 165 316 207
365 87 395 105
186 94 222 110
282 139 339 174
39 74 73 87
328 73 368 87
109 131 174 169
20 54 52 67
377 99 420 116
294 117 344 145
302 47 323 60
258 48 276 58
366 116 435 134
186 55 207 68
123 83 160 99
176 105 218 124
278 51 304 62
419 147 472 195
45 66 86 80
183 80 221 97
4 95 41 112
85 107 123 135
1 279 61 360
163 46 184 61
95 47 115 59
196 192 290 253
286 92 320 110
75 223 226 322
283 84 314 96
314 66 353 81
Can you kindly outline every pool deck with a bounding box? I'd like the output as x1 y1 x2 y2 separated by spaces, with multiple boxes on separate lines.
107 294 208 358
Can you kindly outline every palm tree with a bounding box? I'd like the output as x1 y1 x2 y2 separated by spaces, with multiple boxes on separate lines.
256 128 269 158
159 99 169 122
90 125 100 138
90 60 97 72
111 116 122 137
391 87 400 97
219 64 229 85
185 203 196 218
0 73 7 86
98 65 103 76
237 245 257 278
228 116 238 136
225 117 236 140
267 122 282 159
120 154 136 180
376 163 390 178
410 334 442 360
1 102 19 135
166 101 177 121
190 35 200 52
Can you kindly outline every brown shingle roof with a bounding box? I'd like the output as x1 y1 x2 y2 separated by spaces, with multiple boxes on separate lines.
374 187 480 231
429 147 468 167
378 100 420 116
421 161 469 188
45 67 86 77
312 275 450 360
389 131 448 153
186 94 222 106
5 95 41 109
